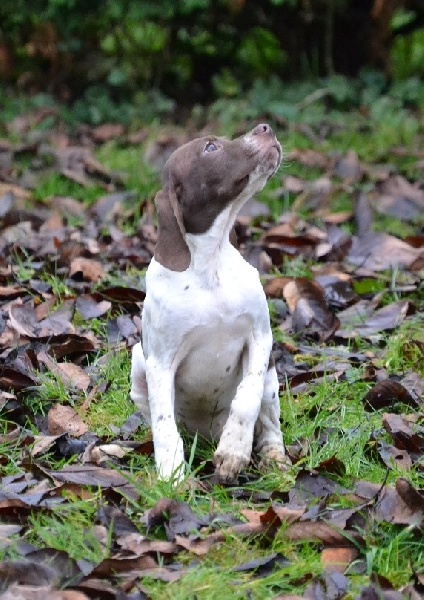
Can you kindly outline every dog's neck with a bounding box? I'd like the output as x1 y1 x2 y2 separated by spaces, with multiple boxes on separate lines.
185 200 244 286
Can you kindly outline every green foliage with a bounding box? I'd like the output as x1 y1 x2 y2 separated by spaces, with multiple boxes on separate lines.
237 27 286 77
1 0 424 118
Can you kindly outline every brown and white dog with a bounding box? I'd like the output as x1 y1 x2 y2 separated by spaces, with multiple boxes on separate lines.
130 124 287 482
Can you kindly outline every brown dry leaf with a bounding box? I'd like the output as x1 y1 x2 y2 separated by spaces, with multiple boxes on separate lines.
0 585 90 600
401 372 424 404
0 285 27 299
0 561 58 587
46 334 97 360
395 478 424 514
31 435 63 457
357 582 405 600
355 481 423 525
47 404 89 437
264 277 292 299
97 286 146 304
290 471 348 503
50 362 90 391
267 504 306 524
39 464 133 492
145 497 210 538
283 278 339 339
382 413 424 455
116 533 178 557
303 572 349 600
9 298 75 338
69 257 105 282
90 191 136 223
70 578 127 600
374 174 424 220
82 443 130 464
89 554 157 577
321 547 358 574
348 232 424 271
363 380 418 411
292 176 333 212
173 535 216 556
378 442 412 471
8 299 41 337
38 352 90 391
337 300 409 339
0 355 39 391
40 212 63 231
284 521 354 545
262 220 323 253
233 552 291 576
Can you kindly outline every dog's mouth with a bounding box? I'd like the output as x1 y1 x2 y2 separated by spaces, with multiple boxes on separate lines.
263 144 282 177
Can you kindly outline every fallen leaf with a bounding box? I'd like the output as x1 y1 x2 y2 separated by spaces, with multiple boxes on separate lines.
145 498 210 538
348 232 424 271
321 547 358 574
304 572 349 600
38 352 90 391
355 481 423 525
382 413 424 455
0 560 58 587
69 257 105 282
395 478 424 514
47 405 89 437
337 300 409 339
377 442 412 471
363 380 418 411
75 295 111 319
283 278 339 339
0 585 90 600
116 533 178 557
41 465 131 489
8 299 75 338
233 552 291 577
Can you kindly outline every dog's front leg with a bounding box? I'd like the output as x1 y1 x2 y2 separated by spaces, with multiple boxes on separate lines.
213 330 271 482
145 357 185 481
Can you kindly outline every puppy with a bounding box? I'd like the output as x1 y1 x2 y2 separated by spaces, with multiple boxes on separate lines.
130 124 287 482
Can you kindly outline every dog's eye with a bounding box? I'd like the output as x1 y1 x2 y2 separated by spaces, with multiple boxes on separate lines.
204 141 218 153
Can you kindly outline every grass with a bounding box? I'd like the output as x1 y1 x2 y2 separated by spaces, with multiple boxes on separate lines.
33 173 105 206
27 498 107 564
1 97 423 598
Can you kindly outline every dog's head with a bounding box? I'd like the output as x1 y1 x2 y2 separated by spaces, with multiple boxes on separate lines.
154 124 282 271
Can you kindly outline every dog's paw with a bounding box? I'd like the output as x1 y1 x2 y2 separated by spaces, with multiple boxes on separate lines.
258 446 291 472
213 451 250 483
155 436 185 483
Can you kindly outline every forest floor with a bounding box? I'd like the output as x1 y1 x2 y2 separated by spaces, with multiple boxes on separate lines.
0 94 423 599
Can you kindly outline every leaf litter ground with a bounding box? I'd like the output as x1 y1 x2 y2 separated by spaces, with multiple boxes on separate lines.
0 109 423 599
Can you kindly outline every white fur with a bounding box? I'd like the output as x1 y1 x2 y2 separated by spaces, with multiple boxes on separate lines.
130 132 286 481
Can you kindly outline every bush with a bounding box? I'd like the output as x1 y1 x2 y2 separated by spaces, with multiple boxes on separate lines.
0 0 423 114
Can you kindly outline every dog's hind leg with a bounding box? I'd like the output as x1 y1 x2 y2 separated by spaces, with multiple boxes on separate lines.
130 342 151 424
254 365 290 469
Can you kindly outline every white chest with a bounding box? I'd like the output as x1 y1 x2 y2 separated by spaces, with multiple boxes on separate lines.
142 247 269 438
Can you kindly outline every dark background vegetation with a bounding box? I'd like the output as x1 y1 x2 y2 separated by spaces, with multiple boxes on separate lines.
0 0 424 124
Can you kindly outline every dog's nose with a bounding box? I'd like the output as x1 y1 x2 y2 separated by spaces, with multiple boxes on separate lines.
252 123 275 137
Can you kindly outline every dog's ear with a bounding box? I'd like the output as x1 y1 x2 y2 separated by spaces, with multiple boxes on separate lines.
154 186 191 271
